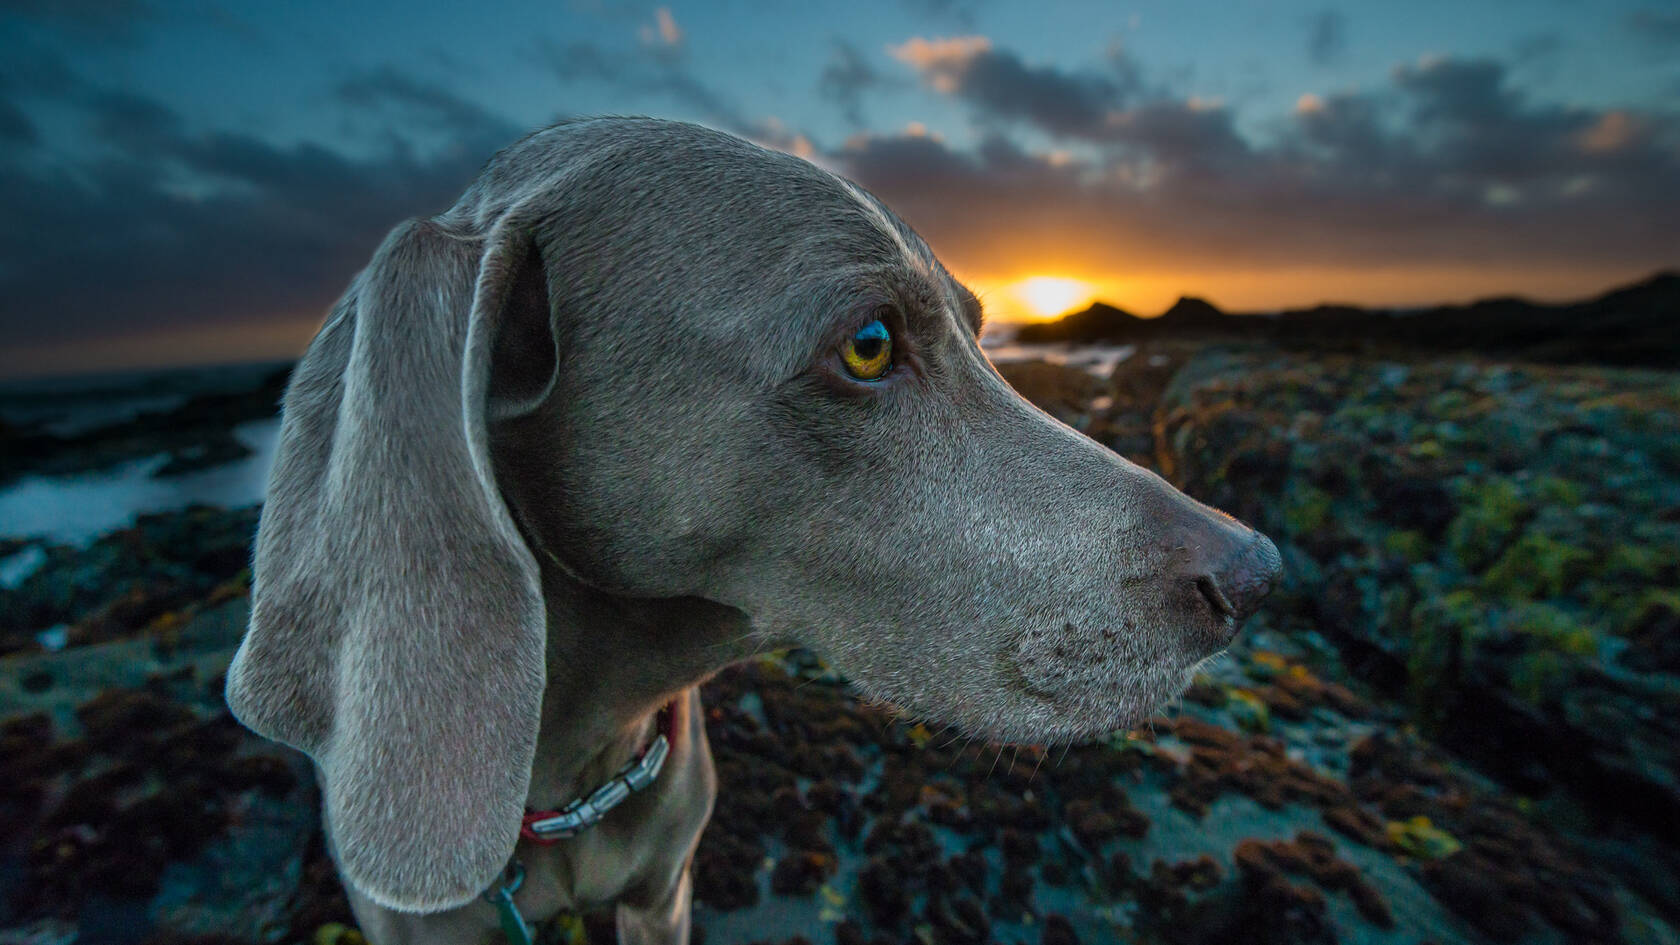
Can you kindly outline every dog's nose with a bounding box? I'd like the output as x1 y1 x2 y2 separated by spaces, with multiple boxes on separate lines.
1196 532 1282 626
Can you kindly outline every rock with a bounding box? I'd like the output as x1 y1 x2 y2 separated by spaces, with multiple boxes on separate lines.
1158 346 1680 861
1419 854 1531 942
770 850 837 896
1 504 260 657
1040 914 1079 945
1622 592 1680 674
7 349 1679 945
994 360 1106 427
693 829 763 910
857 857 909 926
1016 271 1680 367
0 365 289 487
1230 833 1395 930
1386 816 1463 860
999 828 1040 866
1320 803 1389 850
1152 855 1223 892
832 920 866 945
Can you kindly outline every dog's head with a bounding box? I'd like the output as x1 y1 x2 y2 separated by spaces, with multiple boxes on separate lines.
226 117 1278 911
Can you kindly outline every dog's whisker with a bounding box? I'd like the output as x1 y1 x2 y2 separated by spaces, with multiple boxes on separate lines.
934 723 964 752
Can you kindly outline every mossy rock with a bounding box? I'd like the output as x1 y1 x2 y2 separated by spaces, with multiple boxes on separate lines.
1383 530 1432 564
1406 590 1488 728
1620 590 1680 674
1507 603 1597 655
1226 688 1271 733
313 924 367 945
1247 650 1290 680
1600 542 1669 584
1386 816 1463 860
1409 439 1445 460
1532 475 1583 506
1284 485 1335 535
1446 478 1529 570
1511 649 1575 707
1481 531 1594 600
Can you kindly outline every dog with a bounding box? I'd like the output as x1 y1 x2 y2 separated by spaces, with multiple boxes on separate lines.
225 116 1281 944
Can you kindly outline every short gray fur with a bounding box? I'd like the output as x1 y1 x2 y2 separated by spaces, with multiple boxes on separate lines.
225 116 1278 944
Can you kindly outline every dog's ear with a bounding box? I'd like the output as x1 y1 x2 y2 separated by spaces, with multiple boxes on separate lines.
226 216 552 912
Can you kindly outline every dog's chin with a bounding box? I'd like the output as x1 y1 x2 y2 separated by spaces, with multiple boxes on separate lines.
856 650 1206 749
1021 668 1200 745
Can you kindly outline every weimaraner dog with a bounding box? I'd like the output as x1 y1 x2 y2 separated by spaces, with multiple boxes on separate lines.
226 116 1280 944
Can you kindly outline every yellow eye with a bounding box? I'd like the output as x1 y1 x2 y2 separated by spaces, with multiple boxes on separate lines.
842 319 893 380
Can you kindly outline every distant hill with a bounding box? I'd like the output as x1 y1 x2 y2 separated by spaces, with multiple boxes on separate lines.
1015 271 1680 367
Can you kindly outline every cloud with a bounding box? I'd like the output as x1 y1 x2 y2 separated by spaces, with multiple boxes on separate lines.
1306 9 1346 66
537 38 626 83
890 35 991 74
0 66 519 354
1626 8 1680 46
533 28 821 157
0 97 37 144
0 38 818 362
0 48 823 373
0 34 95 99
1383 56 1604 185
83 86 183 148
819 40 884 127
890 35 1145 140
533 36 758 139
0 0 156 43
1301 56 1679 205
335 66 523 143
5 25 1674 372
638 6 684 62
834 52 1680 276
1512 31 1564 65
1509 31 1565 83
900 0 982 28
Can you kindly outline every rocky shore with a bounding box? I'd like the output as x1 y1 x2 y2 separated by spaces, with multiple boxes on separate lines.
2 338 1676 944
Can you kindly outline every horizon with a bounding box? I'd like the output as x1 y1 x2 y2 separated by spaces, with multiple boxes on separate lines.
2 1 1678 379
2 266 1671 385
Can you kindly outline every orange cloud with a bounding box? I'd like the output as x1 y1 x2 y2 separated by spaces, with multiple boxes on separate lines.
889 35 992 69
889 36 991 93
639 7 684 49
1578 111 1637 154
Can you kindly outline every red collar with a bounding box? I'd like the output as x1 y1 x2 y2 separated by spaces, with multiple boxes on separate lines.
519 700 678 844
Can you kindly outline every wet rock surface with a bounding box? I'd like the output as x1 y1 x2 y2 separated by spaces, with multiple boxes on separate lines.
1 505 258 656
1150 346 1680 883
4 345 1678 944
0 598 318 943
0 364 290 487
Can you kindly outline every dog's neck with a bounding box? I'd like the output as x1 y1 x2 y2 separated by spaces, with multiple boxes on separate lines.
524 565 759 807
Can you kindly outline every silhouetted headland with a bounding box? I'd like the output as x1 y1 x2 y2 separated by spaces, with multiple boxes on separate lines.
1016 270 1680 368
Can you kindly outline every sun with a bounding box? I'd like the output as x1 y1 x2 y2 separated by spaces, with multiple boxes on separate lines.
1012 276 1094 318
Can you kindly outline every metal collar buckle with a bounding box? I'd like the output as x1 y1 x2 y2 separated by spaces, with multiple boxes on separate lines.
519 702 676 844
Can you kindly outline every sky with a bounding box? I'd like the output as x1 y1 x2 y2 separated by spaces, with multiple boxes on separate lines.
1 0 1677 378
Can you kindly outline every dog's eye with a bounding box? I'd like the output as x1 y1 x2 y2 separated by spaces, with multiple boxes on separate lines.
842 319 893 381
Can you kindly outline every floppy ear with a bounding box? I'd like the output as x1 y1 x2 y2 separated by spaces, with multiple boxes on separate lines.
226 215 552 911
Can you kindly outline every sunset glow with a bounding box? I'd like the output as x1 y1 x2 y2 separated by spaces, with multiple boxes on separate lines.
1011 276 1096 319
3 2 1676 380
